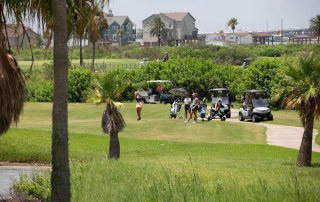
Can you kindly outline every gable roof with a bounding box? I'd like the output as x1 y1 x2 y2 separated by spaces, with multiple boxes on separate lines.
105 15 136 27
161 12 195 21
2 24 36 38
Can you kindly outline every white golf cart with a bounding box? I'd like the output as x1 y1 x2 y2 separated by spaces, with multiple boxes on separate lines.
239 90 273 123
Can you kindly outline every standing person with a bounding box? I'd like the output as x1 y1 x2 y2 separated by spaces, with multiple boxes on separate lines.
183 94 192 120
162 51 169 62
134 91 143 121
186 93 200 123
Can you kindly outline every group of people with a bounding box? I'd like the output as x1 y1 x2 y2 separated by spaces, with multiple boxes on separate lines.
183 93 208 123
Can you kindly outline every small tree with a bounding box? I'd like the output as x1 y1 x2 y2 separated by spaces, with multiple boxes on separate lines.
228 18 239 33
102 99 125 159
117 28 126 46
149 17 168 46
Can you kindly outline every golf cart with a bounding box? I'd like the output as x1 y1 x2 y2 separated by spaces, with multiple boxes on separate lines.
208 88 231 120
239 90 273 122
138 80 173 104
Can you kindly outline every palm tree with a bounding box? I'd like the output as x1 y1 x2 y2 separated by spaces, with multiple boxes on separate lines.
228 18 239 33
274 52 320 166
310 14 320 44
87 4 107 69
117 28 126 46
0 31 26 136
51 0 71 200
149 17 168 46
102 99 125 159
88 72 126 159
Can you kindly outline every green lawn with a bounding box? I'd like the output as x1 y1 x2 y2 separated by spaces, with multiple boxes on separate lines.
1 102 320 201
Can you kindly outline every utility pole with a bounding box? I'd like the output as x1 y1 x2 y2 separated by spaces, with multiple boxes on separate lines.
281 18 283 44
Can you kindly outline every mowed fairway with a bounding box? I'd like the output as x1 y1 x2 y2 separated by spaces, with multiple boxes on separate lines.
17 102 266 144
1 103 320 201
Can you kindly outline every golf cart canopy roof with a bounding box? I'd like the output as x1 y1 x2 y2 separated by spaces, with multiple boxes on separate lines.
242 90 267 93
147 80 171 83
209 88 229 92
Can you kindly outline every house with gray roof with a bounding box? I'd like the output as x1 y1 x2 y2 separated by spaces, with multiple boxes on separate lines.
99 11 136 46
142 12 198 46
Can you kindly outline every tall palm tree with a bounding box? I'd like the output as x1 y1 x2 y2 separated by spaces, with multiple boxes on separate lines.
310 14 320 44
274 52 320 166
87 4 107 69
228 18 239 33
149 17 168 46
51 0 71 201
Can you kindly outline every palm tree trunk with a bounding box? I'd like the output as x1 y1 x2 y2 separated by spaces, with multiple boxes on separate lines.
80 37 83 66
51 0 70 201
92 41 95 70
108 130 120 159
297 105 315 166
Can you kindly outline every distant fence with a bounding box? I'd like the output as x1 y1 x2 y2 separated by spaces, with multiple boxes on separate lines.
73 62 141 71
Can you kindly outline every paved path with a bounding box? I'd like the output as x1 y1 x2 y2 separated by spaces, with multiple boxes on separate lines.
0 166 49 199
228 109 320 152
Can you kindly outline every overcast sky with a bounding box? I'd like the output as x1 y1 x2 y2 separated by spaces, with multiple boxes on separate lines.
106 0 320 33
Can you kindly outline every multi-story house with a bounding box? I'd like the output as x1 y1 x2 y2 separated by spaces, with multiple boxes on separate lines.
142 12 198 46
99 11 136 46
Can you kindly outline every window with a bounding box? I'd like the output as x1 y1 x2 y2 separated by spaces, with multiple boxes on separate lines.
230 37 233 39
236 37 238 41
113 34 117 41
169 24 172 28
127 23 131 28
112 25 118 30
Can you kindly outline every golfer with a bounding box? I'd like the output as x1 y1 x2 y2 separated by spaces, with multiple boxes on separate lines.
134 91 143 121
186 93 200 123
183 94 192 120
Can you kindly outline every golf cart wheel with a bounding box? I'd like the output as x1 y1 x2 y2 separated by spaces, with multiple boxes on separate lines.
252 115 259 123
161 101 167 104
207 116 212 121
239 113 245 121
221 117 226 121
268 114 273 121
226 112 231 118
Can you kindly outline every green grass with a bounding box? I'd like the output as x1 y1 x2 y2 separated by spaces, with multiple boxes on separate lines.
2 102 320 201
18 58 139 71
18 102 266 144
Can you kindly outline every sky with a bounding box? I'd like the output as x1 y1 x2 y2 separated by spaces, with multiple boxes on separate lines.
106 0 320 33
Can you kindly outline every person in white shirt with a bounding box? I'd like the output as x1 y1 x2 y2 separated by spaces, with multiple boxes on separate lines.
183 94 192 120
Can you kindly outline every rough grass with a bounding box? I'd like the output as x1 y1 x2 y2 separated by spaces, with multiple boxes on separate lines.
18 59 139 71
2 102 320 201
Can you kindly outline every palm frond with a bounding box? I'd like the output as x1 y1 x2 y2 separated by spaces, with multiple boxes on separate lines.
101 99 125 135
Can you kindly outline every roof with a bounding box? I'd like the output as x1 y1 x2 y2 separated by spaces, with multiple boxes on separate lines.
209 88 229 92
290 35 311 38
161 12 195 21
147 80 171 83
225 32 252 37
242 90 267 93
105 15 136 27
2 24 35 38
252 32 272 37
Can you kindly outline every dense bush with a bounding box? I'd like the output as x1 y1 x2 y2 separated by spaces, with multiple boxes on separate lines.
68 68 94 102
27 79 54 102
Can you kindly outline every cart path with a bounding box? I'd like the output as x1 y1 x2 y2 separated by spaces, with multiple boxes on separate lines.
228 109 320 152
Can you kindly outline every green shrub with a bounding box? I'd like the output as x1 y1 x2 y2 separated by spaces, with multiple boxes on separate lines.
12 172 51 202
27 79 54 102
68 68 94 102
